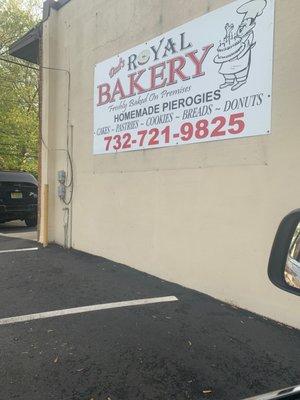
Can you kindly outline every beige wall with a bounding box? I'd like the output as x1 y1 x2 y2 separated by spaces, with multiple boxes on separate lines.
40 0 300 328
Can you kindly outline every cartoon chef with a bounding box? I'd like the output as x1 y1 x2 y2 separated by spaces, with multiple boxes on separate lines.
214 0 267 91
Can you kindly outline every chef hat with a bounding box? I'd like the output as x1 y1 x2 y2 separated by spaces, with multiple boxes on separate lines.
237 0 267 20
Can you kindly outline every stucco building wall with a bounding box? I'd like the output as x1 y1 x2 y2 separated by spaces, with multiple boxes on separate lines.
40 0 300 328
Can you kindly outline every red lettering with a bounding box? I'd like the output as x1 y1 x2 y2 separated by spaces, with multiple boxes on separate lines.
97 83 111 106
186 44 214 78
149 62 167 90
129 69 146 96
111 78 126 102
167 56 189 85
97 43 214 104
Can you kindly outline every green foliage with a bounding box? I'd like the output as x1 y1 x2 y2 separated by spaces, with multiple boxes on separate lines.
0 0 41 176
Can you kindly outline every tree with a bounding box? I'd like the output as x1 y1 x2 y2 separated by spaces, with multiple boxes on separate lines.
0 0 41 176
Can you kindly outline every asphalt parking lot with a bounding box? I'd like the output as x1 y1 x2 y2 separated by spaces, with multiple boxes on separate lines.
0 220 37 242
0 231 300 400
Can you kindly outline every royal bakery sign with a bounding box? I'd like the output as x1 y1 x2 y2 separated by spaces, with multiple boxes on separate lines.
93 0 274 154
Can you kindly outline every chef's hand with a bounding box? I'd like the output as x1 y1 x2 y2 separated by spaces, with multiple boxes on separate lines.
237 41 256 59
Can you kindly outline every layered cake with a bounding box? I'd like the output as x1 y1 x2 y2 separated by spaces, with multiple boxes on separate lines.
217 36 243 60
216 23 244 61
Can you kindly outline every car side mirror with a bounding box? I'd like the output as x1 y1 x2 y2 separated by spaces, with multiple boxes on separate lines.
268 209 300 296
243 384 300 399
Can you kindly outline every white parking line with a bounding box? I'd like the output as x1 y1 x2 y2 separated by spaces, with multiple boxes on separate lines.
0 296 178 326
0 247 38 254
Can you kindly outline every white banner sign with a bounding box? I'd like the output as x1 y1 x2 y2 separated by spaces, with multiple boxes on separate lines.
93 0 274 154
